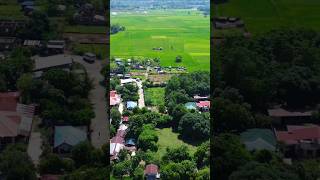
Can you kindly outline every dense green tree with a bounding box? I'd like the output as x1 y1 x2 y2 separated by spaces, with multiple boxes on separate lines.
212 97 254 133
161 160 197 180
194 141 210 168
112 160 132 178
178 112 210 140
0 144 36 180
212 134 251 180
133 165 145 180
162 145 191 163
39 153 74 174
111 107 122 129
229 162 299 180
137 125 158 151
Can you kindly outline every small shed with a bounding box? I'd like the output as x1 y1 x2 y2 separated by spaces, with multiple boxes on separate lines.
127 101 137 110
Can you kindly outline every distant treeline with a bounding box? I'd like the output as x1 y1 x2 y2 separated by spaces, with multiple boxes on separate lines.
110 24 125 35
111 0 209 10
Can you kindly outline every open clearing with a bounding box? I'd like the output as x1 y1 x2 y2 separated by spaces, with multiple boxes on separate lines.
215 0 320 34
111 10 210 72
144 87 165 106
156 128 197 157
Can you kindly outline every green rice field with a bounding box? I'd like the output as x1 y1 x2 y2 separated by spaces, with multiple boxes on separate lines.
215 0 320 34
111 10 210 72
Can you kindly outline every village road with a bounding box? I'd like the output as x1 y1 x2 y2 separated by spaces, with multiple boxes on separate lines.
72 55 108 148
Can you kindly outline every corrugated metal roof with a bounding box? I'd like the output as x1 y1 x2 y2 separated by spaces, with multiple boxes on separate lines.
54 126 87 148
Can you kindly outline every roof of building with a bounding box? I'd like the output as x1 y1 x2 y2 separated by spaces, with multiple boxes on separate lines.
145 164 159 175
122 116 129 122
196 101 211 108
125 138 136 146
193 95 209 100
0 92 20 111
47 40 65 49
0 37 15 44
240 128 276 151
276 125 320 145
268 108 313 117
33 54 73 71
127 101 137 109
110 90 120 106
41 175 61 180
54 126 87 148
21 1 34 6
0 93 35 138
23 40 40 46
185 102 197 110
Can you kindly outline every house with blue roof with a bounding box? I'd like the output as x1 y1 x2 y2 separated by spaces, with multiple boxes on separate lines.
54 126 88 153
125 138 136 147
240 128 276 152
127 101 137 110
184 102 197 110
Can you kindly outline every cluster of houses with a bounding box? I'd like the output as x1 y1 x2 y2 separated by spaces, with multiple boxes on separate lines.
239 106 320 162
0 92 35 150
110 89 160 179
73 3 106 26
213 16 244 29
185 95 211 112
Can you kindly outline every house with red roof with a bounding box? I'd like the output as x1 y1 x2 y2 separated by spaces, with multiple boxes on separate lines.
268 107 313 125
145 164 160 180
275 124 320 158
196 100 210 112
110 90 120 107
110 124 128 160
0 92 35 150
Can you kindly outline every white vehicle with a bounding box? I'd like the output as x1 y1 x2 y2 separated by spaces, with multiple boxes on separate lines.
83 52 96 63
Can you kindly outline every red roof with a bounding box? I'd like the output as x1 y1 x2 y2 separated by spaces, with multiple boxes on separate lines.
0 92 20 111
145 164 158 175
41 175 61 180
196 101 210 108
276 125 320 145
110 90 120 106
122 116 129 122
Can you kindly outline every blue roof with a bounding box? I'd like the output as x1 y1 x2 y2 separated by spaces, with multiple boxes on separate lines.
185 102 197 110
54 126 87 148
21 1 34 6
127 101 137 109
125 138 136 146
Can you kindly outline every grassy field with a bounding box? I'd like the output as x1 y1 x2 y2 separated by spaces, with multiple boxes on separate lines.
144 87 165 106
73 44 108 59
111 10 210 72
156 128 197 157
64 25 107 34
0 5 25 19
215 0 320 35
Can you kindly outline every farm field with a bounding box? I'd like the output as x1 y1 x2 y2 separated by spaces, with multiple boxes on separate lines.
0 5 25 19
144 87 165 106
111 10 210 72
215 0 320 34
156 128 197 157
64 25 107 34
73 44 108 59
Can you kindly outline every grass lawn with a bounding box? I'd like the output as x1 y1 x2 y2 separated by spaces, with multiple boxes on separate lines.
144 87 165 106
215 0 320 35
111 10 210 72
0 5 26 19
64 25 107 34
73 44 108 59
156 128 197 157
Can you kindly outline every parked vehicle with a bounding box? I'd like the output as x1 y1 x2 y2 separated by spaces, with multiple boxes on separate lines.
83 52 96 63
